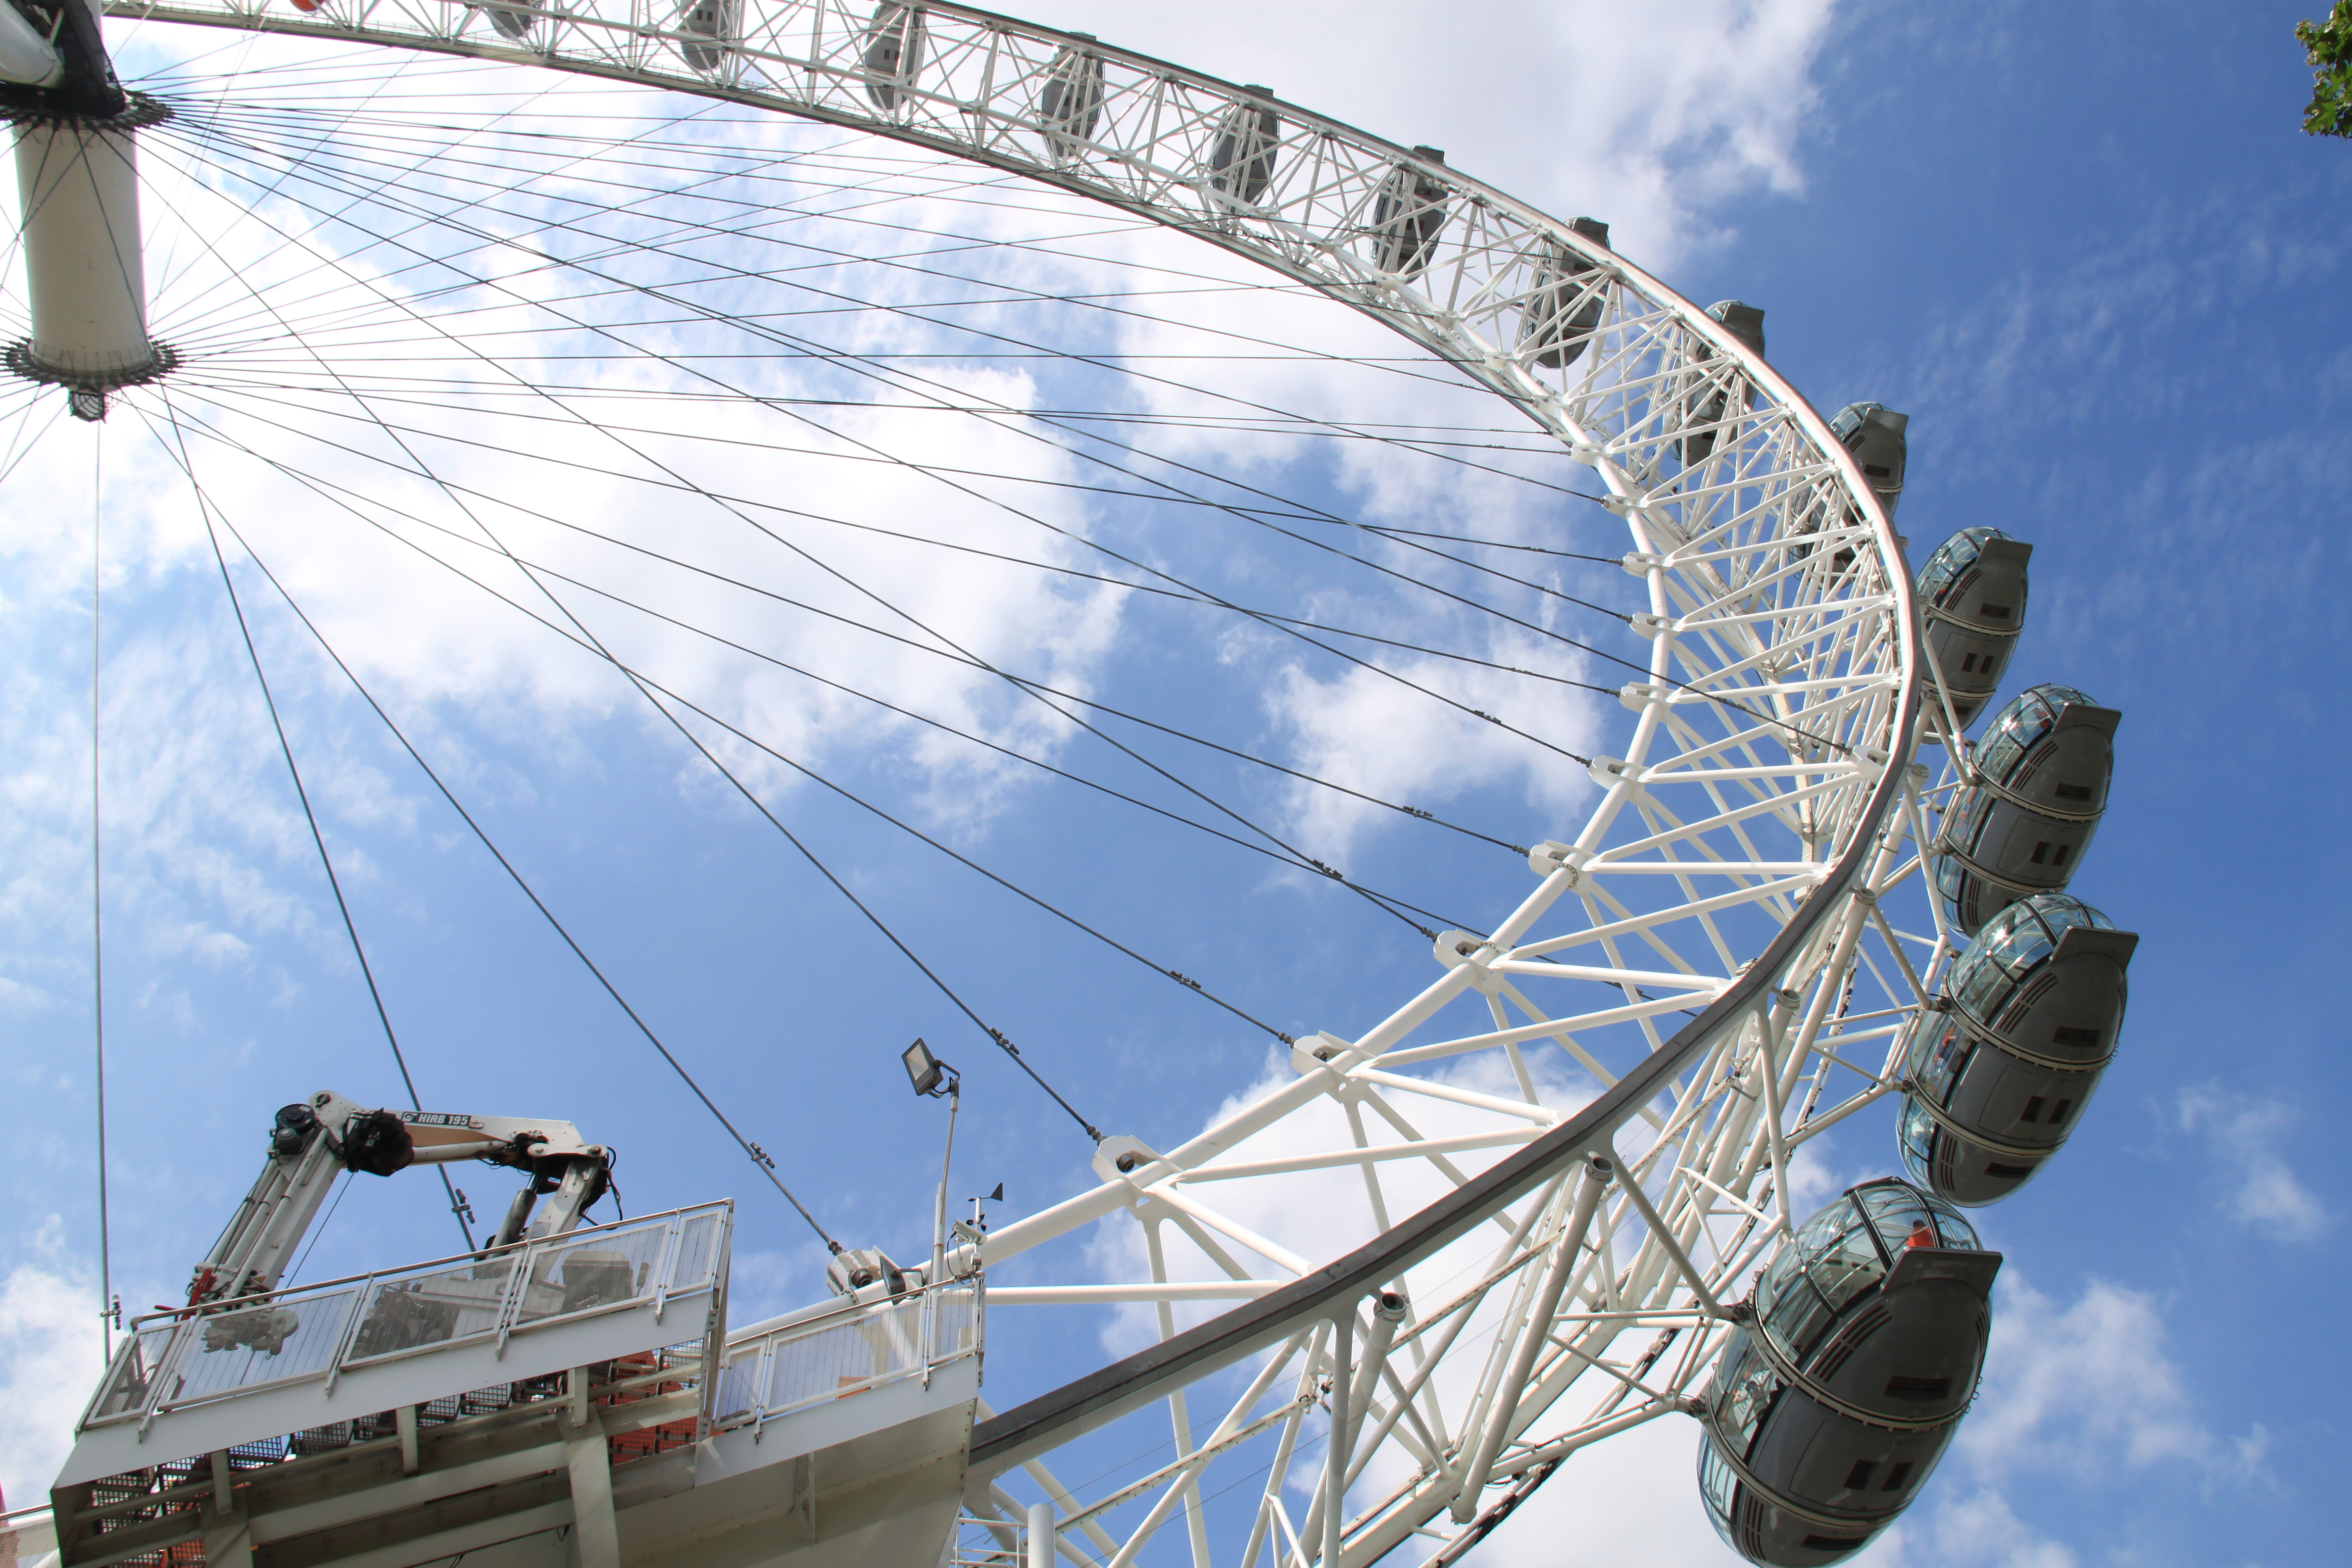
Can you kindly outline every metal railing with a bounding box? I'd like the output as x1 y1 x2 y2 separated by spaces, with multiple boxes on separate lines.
0 1501 58 1566
79 1203 731 1437
712 1278 980 1430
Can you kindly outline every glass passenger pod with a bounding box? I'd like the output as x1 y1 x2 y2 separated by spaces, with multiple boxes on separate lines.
1829 401 1909 519
1698 1179 2001 1567
487 1 541 42
1899 893 2137 1206
1681 300 1767 465
861 1 925 110
1205 88 1280 210
1366 147 1449 281
1916 527 2033 730
677 0 742 75
1036 38 1105 165
1787 399 1906 571
1933 684 2120 935
1519 216 1611 370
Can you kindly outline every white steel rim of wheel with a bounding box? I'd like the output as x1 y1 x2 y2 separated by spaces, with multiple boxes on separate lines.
35 3 1965 1564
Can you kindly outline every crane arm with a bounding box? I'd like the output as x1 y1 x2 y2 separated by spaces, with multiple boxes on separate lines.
183 1089 613 1311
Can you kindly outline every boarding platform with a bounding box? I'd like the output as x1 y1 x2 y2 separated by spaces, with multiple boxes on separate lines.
49 1205 982 1568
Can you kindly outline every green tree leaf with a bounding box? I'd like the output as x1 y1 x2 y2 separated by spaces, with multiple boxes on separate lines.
2299 0 2352 136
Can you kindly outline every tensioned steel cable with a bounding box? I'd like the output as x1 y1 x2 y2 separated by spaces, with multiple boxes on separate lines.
136 110 1851 843
143 383 1539 877
158 388 1415 1041
152 242 1135 1147
91 422 114 1360
147 75 1844 846
134 127 1622 792
133 107 1627 610
122 140 1500 934
176 102 1640 567
144 74 776 351
141 313 1478 986
112 395 1500 944
140 378 1548 899
198 94 1857 753
146 399 858 1244
160 95 1612 490
159 364 1587 569
187 442 479 1253
168 373 1621 704
144 99 1625 545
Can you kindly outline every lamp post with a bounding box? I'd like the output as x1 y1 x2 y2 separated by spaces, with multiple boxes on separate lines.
902 1038 960 1296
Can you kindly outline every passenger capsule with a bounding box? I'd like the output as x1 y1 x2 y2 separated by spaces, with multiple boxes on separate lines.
1829 402 1908 518
862 1 924 110
678 0 740 74
1933 684 2119 935
1367 147 1449 280
1698 1179 2000 1567
1206 89 1279 207
1519 217 1610 370
1786 400 1906 569
1899 893 2136 1206
1915 527 2032 731
1037 40 1105 164
488 1 539 41
1681 301 1767 465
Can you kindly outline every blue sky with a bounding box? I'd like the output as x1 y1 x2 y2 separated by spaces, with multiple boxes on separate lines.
2 2 2346 1565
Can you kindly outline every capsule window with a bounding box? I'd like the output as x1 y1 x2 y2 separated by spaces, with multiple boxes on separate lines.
2053 782 2094 802
2049 1098 2074 1125
1986 1161 2036 1177
1844 1459 1876 1491
1803 1536 1870 1552
1881 1461 1915 1491
1864 464 1891 477
2030 842 2050 865
2020 1095 2045 1123
1884 1374 1952 1401
2051 842 2073 867
1978 603 2012 619
2052 1026 2099 1047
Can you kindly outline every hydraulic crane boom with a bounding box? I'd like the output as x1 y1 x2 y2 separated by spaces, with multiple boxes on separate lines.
184 1089 614 1311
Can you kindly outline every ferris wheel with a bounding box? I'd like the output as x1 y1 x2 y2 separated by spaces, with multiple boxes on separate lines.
7 3 2139 1567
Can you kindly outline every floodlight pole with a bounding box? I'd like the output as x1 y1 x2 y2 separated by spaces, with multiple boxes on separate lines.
932 1071 960 1292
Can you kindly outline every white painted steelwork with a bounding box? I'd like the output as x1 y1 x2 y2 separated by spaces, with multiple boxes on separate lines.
0 4 64 85
53 3 1984 1563
11 116 159 391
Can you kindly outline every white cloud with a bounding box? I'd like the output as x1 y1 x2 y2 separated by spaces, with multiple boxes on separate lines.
2176 1083 2330 1243
1960 1272 2204 1474
1100 0 1840 269
0 1221 107 1513
1262 637 1602 862
1869 1487 2079 1568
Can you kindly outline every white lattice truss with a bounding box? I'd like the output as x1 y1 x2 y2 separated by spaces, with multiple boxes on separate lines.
99 2 1943 1563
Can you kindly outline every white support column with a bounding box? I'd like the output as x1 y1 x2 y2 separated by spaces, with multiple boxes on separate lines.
13 117 156 396
1450 1155 1611 1521
1322 1311 1352 1568
198 1447 254 1568
201 1510 254 1568
564 1408 620 1568
1027 1500 1055 1568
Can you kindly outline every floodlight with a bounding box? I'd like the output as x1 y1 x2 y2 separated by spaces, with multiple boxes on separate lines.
903 1037 946 1097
